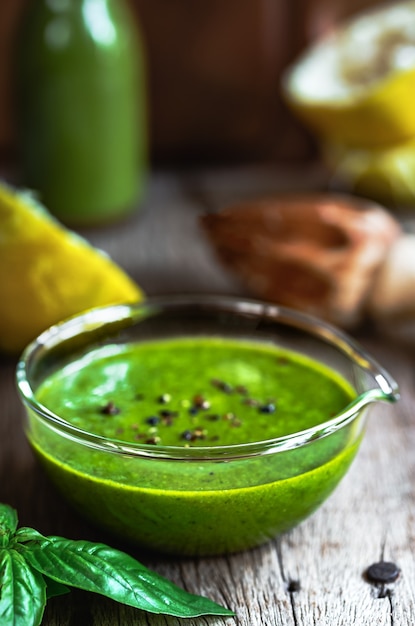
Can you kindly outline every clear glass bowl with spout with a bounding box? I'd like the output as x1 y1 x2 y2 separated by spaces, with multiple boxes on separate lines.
16 296 399 556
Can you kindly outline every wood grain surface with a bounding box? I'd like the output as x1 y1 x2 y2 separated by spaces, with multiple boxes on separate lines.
1 165 414 625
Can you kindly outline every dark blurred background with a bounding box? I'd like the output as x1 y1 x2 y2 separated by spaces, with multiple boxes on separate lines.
0 0 382 168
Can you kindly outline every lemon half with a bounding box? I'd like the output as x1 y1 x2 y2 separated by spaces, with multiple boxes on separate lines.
325 138 415 207
0 182 143 354
283 1 415 149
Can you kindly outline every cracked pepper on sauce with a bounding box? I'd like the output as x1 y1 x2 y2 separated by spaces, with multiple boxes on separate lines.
31 337 359 555
35 337 355 447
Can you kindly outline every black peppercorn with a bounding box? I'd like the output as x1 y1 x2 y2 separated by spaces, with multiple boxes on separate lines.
193 395 211 410
259 403 276 414
181 430 193 441
100 401 120 416
365 561 400 585
158 393 171 404
145 416 160 426
211 379 233 394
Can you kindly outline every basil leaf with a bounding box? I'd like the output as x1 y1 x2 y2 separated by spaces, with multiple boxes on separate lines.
0 504 17 548
14 527 49 545
43 576 71 600
0 548 47 626
24 537 234 618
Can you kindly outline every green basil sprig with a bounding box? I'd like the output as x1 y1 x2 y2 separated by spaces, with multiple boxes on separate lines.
0 503 234 626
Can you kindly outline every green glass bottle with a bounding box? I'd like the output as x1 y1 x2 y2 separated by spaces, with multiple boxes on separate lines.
16 0 147 226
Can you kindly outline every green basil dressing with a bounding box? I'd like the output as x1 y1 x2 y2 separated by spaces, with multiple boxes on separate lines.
32 337 360 556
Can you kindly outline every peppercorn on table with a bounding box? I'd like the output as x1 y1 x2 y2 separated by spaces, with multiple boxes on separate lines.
1 165 414 625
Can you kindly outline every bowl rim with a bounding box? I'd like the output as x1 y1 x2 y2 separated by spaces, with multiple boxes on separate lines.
16 295 400 461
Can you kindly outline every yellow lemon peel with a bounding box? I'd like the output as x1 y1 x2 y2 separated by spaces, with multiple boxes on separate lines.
325 139 415 207
283 1 415 149
0 182 143 354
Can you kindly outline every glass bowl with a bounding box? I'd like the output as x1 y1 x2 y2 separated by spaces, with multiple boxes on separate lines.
16 296 399 557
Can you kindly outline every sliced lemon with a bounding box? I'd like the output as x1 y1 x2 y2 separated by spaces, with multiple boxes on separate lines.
283 1 415 149
0 182 143 354
325 138 415 207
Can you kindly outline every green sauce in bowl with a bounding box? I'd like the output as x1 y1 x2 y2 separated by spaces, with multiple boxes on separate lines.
18 297 398 556
29 336 360 556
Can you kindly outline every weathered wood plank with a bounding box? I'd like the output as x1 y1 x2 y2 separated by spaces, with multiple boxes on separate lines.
1 167 414 625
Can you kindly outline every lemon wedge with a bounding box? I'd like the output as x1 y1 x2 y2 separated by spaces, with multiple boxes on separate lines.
0 181 143 354
325 138 415 207
283 1 415 149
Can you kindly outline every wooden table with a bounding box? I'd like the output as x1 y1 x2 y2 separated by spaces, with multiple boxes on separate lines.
1 165 414 625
